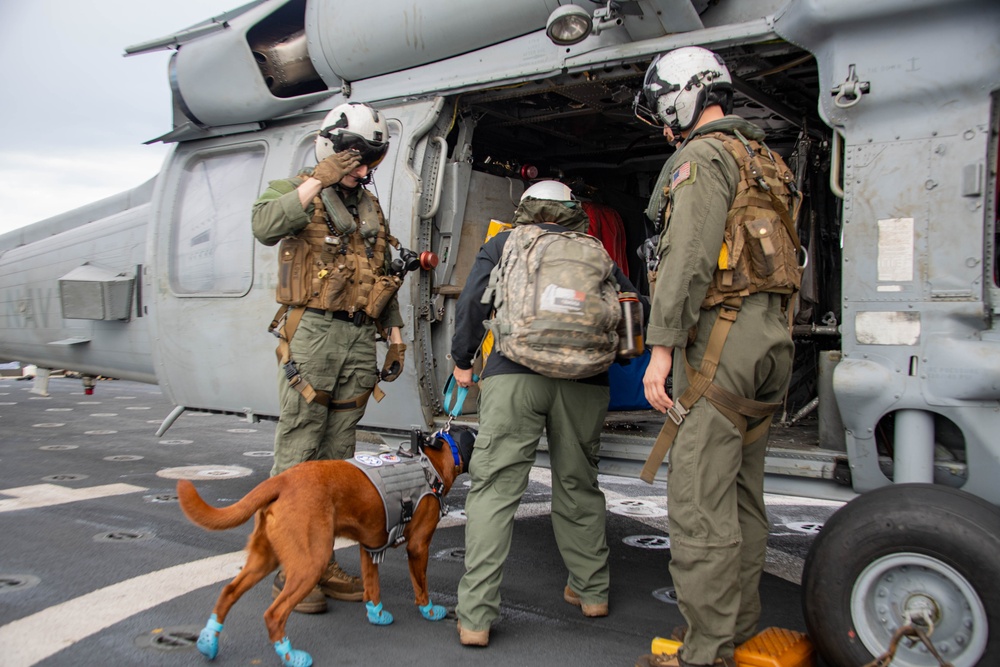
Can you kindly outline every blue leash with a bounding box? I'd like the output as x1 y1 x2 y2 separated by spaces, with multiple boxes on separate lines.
437 374 477 467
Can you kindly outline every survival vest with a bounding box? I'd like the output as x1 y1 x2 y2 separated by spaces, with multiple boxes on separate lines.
268 180 400 411
699 129 802 307
275 183 401 320
482 224 621 380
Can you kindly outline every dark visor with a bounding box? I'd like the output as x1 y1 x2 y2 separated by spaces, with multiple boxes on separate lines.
322 129 389 168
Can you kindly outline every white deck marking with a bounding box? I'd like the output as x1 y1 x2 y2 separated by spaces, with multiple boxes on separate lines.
0 537 358 667
0 483 147 513
0 551 245 667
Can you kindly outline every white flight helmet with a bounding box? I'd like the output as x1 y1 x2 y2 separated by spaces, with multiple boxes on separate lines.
315 102 389 167
520 180 575 203
513 180 588 231
634 46 733 133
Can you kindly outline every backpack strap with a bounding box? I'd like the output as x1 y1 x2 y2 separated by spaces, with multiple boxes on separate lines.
639 296 781 483
268 304 379 411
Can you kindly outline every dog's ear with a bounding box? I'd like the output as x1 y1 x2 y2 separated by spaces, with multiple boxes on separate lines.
451 426 477 471
451 427 477 450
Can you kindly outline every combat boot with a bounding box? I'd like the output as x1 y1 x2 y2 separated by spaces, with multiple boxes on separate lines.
635 653 736 667
563 585 608 617
457 620 489 647
317 560 364 601
271 568 327 614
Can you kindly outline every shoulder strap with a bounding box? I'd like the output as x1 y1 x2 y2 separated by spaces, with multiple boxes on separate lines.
710 130 803 251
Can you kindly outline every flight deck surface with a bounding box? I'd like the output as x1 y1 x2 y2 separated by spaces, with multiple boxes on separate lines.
0 377 838 667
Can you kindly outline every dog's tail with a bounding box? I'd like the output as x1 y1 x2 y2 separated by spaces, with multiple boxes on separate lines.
176 477 281 531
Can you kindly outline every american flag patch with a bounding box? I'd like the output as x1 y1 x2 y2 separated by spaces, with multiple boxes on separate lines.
671 161 692 188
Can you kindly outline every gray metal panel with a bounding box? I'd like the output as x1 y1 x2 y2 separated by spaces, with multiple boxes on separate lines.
168 0 334 127
0 207 154 383
0 180 155 255
305 0 562 84
349 16 778 106
123 0 269 55
777 0 1000 498
59 265 134 321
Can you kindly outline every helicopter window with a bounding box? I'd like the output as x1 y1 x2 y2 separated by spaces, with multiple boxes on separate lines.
170 146 266 295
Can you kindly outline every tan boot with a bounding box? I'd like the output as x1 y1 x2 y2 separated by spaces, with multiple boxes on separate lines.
635 654 735 667
318 560 364 601
635 653 682 667
271 569 327 614
563 586 608 617
457 620 489 647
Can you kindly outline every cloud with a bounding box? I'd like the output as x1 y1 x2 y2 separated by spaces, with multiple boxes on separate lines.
0 0 238 236
0 148 168 234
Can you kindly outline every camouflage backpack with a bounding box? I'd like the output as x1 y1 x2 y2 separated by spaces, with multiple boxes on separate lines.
482 224 621 379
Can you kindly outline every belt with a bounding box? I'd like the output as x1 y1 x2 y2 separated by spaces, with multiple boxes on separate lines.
304 307 371 326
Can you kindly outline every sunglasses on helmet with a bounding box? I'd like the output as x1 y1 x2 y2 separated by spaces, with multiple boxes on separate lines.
321 129 389 168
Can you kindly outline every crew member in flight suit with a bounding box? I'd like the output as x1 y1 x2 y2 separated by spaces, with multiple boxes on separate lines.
633 47 801 667
450 181 640 647
252 102 406 614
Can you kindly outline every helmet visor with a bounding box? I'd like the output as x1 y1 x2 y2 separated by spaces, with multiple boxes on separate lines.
321 130 389 168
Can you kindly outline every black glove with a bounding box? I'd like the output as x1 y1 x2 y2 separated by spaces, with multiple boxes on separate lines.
380 343 406 382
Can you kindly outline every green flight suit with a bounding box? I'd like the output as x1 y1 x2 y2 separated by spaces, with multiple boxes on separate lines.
646 117 794 665
455 373 611 631
252 180 403 476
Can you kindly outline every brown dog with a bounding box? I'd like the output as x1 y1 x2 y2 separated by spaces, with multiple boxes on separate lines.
178 429 473 667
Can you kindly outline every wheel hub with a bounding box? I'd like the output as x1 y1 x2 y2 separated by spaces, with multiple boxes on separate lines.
851 553 987 667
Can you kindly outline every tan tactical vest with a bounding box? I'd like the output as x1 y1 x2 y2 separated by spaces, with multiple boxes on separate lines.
696 131 802 308
276 187 401 319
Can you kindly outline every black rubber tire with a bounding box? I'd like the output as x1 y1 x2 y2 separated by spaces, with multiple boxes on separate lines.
802 483 1000 667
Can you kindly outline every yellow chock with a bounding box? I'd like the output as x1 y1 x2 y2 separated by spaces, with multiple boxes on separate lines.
735 627 814 667
650 637 683 656
650 627 814 667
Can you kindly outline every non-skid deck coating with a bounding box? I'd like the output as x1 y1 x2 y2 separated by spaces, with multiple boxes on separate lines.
0 377 840 667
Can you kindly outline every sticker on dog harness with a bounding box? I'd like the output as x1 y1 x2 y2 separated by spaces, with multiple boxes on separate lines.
354 454 384 467
378 453 400 463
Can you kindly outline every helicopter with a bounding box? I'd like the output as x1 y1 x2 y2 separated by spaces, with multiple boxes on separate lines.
1 1 998 664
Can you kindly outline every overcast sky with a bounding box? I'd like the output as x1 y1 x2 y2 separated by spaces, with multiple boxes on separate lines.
0 0 241 235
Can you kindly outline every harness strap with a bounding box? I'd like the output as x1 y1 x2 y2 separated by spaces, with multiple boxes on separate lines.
639 296 780 483
713 129 803 252
766 186 802 251
639 299 740 483
269 304 380 411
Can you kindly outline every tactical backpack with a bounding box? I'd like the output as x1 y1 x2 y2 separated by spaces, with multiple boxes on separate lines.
482 224 620 379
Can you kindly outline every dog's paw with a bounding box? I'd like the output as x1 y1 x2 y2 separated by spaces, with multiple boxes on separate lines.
273 637 313 667
365 600 394 626
197 613 223 660
419 600 447 621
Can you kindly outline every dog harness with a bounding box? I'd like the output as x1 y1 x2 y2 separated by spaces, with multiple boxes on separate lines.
348 453 445 563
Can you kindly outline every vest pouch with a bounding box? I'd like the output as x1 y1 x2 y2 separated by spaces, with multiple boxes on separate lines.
364 274 402 319
318 261 353 312
276 237 312 306
714 224 749 295
743 217 778 278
